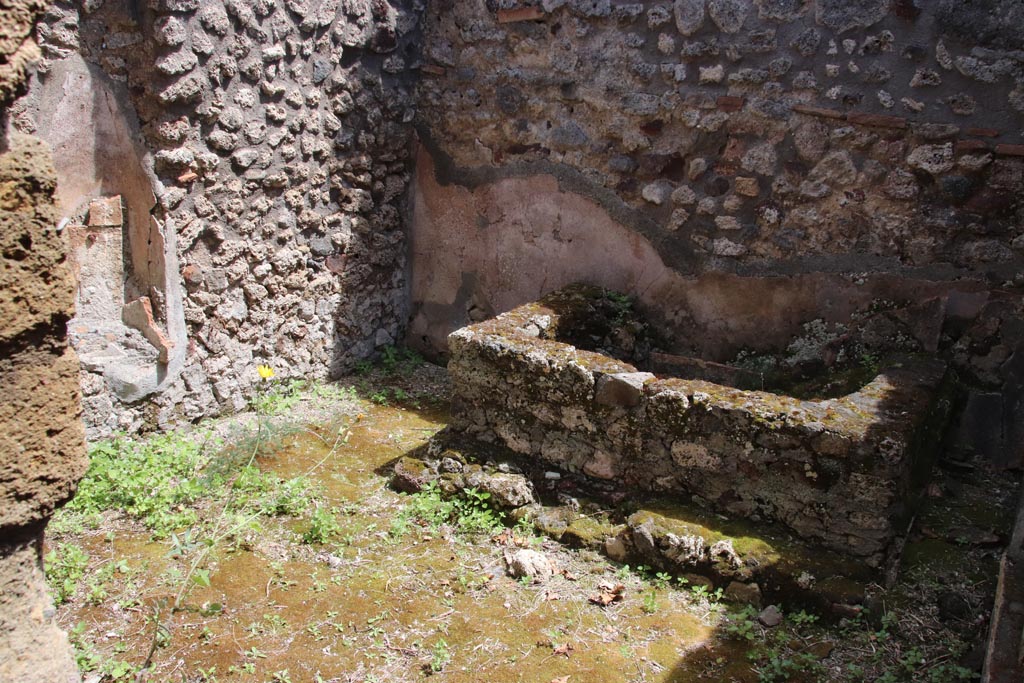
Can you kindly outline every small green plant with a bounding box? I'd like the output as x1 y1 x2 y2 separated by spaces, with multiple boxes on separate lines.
652 571 673 589
68 622 136 679
788 609 818 628
379 345 424 376
302 507 343 545
723 606 760 642
641 589 659 614
44 543 89 605
453 488 502 534
752 647 823 683
604 290 634 324
61 430 214 537
85 558 130 605
250 378 306 416
429 638 451 673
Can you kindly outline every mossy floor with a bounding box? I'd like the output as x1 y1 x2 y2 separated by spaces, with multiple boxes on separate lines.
45 363 1016 683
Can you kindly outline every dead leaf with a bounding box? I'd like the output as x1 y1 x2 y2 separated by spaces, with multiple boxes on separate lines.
589 590 624 607
561 570 578 581
552 643 574 657
551 677 570 683
596 580 625 594
544 591 561 601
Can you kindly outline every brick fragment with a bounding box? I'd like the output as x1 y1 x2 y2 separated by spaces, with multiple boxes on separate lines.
792 104 845 120
847 112 908 129
965 127 1000 138
122 297 174 363
87 196 123 227
995 144 1024 157
717 95 745 112
955 139 990 153
497 7 544 23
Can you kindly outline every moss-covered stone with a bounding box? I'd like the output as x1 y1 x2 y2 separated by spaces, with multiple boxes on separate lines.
449 284 954 567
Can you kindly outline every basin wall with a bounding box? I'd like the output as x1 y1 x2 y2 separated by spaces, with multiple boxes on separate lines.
449 287 952 565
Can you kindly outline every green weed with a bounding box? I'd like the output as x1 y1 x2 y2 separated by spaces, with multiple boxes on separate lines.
302 507 343 545
62 431 215 537
399 482 502 536
44 543 89 605
428 638 451 673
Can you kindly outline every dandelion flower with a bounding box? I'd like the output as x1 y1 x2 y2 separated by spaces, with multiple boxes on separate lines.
257 364 276 380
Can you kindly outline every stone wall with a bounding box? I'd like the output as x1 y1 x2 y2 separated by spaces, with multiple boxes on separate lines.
409 0 1024 468
448 286 952 566
0 1 85 680
14 0 424 437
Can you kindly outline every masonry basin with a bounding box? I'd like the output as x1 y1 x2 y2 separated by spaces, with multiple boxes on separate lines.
447 284 953 567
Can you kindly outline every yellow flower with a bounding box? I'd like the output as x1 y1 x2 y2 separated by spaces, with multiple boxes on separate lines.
257 364 276 380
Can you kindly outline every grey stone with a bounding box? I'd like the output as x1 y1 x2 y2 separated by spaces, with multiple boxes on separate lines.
549 121 590 150
671 185 697 205
882 169 919 200
149 0 199 11
910 68 941 88
231 148 261 168
708 0 750 33
154 16 188 46
816 0 889 33
947 92 977 116
794 120 829 162
154 147 194 167
505 549 555 580
674 0 706 35
608 155 637 173
198 4 231 35
741 142 777 176
710 237 747 256
1009 86 1024 114
790 27 820 55
207 129 238 152
158 74 203 103
648 4 673 28
698 64 725 84
906 144 954 175
570 0 612 18
465 470 535 509
755 0 807 21
758 605 783 627
642 180 673 205
312 56 332 83
809 151 857 187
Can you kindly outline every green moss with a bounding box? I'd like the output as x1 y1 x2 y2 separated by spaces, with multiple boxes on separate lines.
563 515 617 549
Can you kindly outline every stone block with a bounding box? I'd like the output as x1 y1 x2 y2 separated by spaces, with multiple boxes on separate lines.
595 372 653 407
0 346 86 531
0 135 73 345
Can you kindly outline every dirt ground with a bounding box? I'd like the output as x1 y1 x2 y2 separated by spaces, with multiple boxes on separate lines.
44 362 1017 683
